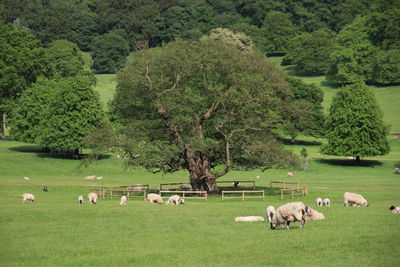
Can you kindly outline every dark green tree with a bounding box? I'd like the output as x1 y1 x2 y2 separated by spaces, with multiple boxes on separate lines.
373 49 400 84
327 16 376 84
0 23 53 138
107 40 303 193
10 76 105 156
283 29 335 75
91 30 130 73
47 40 84 77
321 82 390 161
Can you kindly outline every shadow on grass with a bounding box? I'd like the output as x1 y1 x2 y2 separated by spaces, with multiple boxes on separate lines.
315 158 383 167
8 145 111 160
279 138 322 146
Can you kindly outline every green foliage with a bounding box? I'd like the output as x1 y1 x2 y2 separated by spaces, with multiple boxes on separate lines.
91 30 130 73
284 29 335 75
321 83 390 158
10 76 105 154
47 40 85 77
327 17 376 84
201 28 253 53
373 49 400 84
283 76 325 140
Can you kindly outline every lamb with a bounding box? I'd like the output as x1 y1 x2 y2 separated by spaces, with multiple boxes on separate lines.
166 195 183 205
394 168 400 175
287 172 294 178
77 195 84 205
304 206 325 221
389 206 400 214
84 175 96 180
323 198 330 206
234 216 264 222
43 186 48 192
344 192 369 207
266 206 275 224
316 198 323 207
87 192 98 204
147 193 163 204
23 176 30 181
120 196 127 205
22 193 35 202
266 202 309 230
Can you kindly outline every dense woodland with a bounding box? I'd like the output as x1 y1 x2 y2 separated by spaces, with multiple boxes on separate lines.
0 0 398 192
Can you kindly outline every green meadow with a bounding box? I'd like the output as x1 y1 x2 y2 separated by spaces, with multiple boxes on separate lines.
1 56 400 266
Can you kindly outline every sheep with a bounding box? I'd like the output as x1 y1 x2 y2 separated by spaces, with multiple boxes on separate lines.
96 176 103 180
266 206 275 224
22 193 35 202
287 172 294 178
23 176 30 181
323 198 330 206
389 206 400 214
120 196 127 205
233 181 240 188
316 198 323 207
344 192 369 207
234 216 264 222
266 202 309 230
77 196 84 205
87 192 98 204
43 186 48 192
394 168 400 175
147 193 163 204
304 206 325 221
179 184 191 191
166 195 182 205
84 175 96 180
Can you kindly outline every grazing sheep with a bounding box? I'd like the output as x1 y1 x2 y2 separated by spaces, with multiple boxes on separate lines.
304 206 325 221
43 186 48 192
120 196 127 205
166 195 182 205
233 181 240 188
147 193 163 204
266 206 275 224
344 192 369 207
179 184 191 191
266 202 309 230
323 198 330 206
179 199 185 205
394 168 400 175
87 192 98 204
96 176 103 180
287 172 294 178
234 216 265 222
22 193 35 202
77 196 84 205
389 206 400 214
84 175 96 180
23 176 30 181
316 198 323 207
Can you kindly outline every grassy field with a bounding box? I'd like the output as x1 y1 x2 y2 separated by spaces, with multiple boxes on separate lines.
1 55 399 266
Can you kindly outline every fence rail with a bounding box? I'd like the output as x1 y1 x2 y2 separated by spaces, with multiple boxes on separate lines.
217 180 256 189
269 181 308 199
159 190 207 200
109 189 147 200
221 190 265 200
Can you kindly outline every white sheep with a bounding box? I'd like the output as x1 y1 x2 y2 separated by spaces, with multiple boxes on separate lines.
389 206 400 214
23 176 30 181
96 176 103 180
22 193 35 202
323 198 330 206
287 172 294 178
166 195 182 205
87 192 98 204
77 195 84 205
234 216 264 222
304 206 325 221
84 175 96 180
344 192 368 207
147 193 163 204
266 206 275 224
316 198 323 207
120 196 127 205
266 202 309 230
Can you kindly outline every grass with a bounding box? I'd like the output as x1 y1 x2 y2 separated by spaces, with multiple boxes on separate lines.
1 138 400 266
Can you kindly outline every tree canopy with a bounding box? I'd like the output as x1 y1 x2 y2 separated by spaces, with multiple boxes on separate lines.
321 82 390 160
108 39 311 192
47 40 85 77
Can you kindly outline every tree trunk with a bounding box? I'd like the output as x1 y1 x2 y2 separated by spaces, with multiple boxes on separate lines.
356 156 360 162
0 111 4 139
190 173 219 194
185 151 219 194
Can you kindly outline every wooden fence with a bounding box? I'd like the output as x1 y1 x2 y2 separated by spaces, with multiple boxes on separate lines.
159 183 192 191
89 187 109 198
159 190 207 200
217 180 256 189
117 184 150 191
109 189 147 200
221 190 265 200
269 180 308 199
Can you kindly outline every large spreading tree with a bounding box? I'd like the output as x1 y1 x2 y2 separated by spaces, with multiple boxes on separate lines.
109 40 311 193
321 82 390 161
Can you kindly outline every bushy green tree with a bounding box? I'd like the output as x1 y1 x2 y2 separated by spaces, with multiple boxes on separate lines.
373 49 400 84
201 28 253 53
91 30 130 73
283 29 335 75
0 23 53 138
10 76 105 156
327 16 376 84
47 40 84 77
321 82 389 160
109 40 301 193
